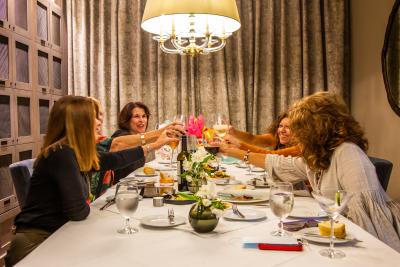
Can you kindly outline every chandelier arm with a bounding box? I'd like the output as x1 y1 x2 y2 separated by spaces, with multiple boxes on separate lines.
197 36 210 49
171 38 189 50
204 38 226 53
159 40 181 54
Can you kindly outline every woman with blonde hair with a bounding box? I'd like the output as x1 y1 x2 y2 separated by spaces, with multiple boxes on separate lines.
220 92 400 251
6 96 179 265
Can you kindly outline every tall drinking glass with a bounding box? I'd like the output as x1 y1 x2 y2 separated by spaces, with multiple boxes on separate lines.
213 114 229 141
168 114 186 167
311 189 352 259
116 181 140 234
270 182 294 236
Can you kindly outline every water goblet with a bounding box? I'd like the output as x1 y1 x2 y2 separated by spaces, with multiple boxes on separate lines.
269 182 294 236
311 189 352 259
115 181 140 234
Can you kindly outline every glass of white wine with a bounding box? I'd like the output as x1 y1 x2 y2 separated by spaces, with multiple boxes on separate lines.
213 114 229 141
269 182 294 236
311 189 352 259
168 114 186 167
116 181 140 234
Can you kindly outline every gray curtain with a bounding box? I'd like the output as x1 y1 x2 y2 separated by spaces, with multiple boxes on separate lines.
67 0 350 135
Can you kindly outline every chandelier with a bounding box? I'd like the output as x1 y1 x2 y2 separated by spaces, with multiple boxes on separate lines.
141 0 241 56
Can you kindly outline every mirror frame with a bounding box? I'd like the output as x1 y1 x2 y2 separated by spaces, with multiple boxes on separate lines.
382 0 400 117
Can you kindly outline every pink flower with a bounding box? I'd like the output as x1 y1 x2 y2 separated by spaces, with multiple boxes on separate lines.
187 115 204 138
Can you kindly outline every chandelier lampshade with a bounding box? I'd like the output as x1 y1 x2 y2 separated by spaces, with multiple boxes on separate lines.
141 0 241 56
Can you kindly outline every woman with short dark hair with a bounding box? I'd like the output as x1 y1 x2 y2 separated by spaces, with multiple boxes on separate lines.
114 102 151 136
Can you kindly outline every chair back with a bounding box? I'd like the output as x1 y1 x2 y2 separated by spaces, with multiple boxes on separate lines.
9 159 35 207
369 156 393 191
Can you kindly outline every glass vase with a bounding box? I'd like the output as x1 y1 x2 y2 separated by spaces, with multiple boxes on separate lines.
187 178 207 193
189 202 219 233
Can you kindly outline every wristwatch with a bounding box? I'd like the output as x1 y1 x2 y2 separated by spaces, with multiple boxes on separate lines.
140 133 146 145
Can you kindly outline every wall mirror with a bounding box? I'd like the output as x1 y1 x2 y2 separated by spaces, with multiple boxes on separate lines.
382 0 400 116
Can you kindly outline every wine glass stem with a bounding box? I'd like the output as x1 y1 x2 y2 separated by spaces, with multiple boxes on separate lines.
125 218 130 230
329 217 335 253
170 149 174 167
279 218 284 235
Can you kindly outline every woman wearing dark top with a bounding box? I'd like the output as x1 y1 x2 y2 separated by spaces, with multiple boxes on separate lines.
90 99 183 198
111 101 157 179
6 96 179 266
112 101 151 137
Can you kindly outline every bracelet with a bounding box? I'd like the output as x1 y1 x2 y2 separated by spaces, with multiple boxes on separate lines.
144 144 152 154
140 133 146 145
243 149 250 164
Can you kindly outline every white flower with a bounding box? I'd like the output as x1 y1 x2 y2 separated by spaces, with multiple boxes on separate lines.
186 175 193 182
205 183 217 199
183 159 192 171
191 147 209 162
211 207 224 218
202 199 212 207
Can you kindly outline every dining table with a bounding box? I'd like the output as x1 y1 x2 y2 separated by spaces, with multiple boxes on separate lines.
15 159 400 267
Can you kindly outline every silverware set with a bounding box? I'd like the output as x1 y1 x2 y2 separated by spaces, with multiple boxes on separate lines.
168 208 175 224
232 204 245 218
100 197 115 210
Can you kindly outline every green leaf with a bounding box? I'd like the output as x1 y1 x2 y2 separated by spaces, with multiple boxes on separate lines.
177 192 199 201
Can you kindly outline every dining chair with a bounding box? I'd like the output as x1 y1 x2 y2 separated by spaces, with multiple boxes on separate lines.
368 156 393 191
9 159 35 207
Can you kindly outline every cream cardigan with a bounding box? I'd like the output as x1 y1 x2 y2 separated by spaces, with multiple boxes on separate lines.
265 142 400 252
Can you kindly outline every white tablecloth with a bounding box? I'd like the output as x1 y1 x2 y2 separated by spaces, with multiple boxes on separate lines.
16 161 400 267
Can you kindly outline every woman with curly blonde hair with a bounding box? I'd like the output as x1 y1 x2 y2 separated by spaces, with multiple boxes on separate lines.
220 92 400 251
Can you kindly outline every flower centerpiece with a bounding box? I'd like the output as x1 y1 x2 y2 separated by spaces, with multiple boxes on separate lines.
181 146 217 192
188 183 228 233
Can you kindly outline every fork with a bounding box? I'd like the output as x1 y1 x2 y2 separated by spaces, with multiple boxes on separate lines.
232 204 245 218
168 208 175 224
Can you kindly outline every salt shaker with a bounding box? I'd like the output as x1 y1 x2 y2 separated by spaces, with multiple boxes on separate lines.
153 196 164 207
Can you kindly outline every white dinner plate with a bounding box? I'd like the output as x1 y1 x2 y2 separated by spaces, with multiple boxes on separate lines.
155 166 176 171
218 188 269 204
134 172 159 177
223 209 267 221
235 162 248 168
119 176 144 183
212 179 241 186
251 167 265 172
158 160 177 165
140 215 186 228
298 227 355 244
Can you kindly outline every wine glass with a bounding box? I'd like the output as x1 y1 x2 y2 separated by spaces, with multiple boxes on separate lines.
245 163 254 176
269 182 294 236
168 114 186 167
213 114 229 141
115 181 140 234
311 189 352 259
